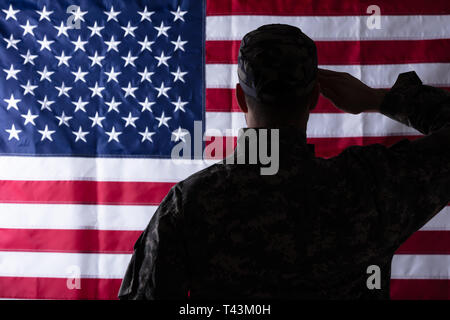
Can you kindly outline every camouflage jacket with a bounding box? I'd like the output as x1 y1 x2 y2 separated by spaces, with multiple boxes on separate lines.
118 72 450 299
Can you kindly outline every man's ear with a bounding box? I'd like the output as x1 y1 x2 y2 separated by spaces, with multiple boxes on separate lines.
307 81 320 111
236 83 248 113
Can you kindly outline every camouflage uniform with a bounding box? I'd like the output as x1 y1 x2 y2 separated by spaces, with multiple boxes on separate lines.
118 25 450 300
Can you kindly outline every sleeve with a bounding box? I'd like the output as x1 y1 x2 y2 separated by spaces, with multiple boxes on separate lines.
117 185 190 300
351 71 450 250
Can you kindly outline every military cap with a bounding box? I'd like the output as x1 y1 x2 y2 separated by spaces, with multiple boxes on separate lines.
237 24 318 106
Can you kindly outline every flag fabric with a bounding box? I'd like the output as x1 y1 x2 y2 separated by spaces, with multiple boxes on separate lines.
0 0 449 299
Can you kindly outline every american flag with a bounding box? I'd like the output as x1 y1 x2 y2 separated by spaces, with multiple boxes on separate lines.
0 0 449 299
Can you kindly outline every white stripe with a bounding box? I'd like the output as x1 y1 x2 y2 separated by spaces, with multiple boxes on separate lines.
420 206 450 231
0 202 446 231
0 203 156 231
0 157 214 182
206 15 450 41
391 254 450 279
0 251 131 279
206 63 450 89
0 251 449 280
205 112 420 137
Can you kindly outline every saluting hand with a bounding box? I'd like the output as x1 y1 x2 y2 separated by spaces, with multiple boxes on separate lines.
318 68 386 114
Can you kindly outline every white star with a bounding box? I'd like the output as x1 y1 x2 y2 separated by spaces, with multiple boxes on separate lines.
155 51 171 67
55 51 71 67
154 21 171 38
72 36 88 52
72 126 89 142
37 6 53 21
139 97 155 112
104 7 121 22
21 81 38 96
20 20 37 37
4 94 20 111
170 6 187 22
88 21 104 38
138 36 154 52
155 82 171 98
21 50 38 65
38 125 56 141
89 82 105 98
121 21 137 38
138 67 154 83
55 21 70 37
37 35 54 51
171 35 188 52
3 5 19 21
88 51 105 67
121 82 138 98
122 112 139 128
5 124 21 141
171 66 188 83
55 111 72 127
3 65 20 80
21 109 38 126
121 51 138 67
72 7 88 23
139 127 155 143
37 95 54 111
89 111 106 128
37 66 54 82
105 97 121 113
155 111 171 128
105 66 121 83
138 6 154 22
171 96 188 112
172 127 189 142
105 36 120 52
105 126 122 143
71 66 88 83
55 82 72 97
4 34 20 50
72 97 89 112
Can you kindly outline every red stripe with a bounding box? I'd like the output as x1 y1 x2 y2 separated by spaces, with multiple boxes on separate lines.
204 135 423 159
0 276 448 300
0 228 140 254
0 276 121 300
206 88 450 113
0 180 174 205
396 231 450 254
390 279 450 299
206 88 341 113
207 0 450 16
206 39 450 65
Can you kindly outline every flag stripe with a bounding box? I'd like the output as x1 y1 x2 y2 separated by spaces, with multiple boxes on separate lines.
0 157 215 182
205 112 420 137
396 231 450 254
206 87 450 113
390 279 450 300
0 203 156 230
207 0 450 16
206 15 450 41
0 229 140 254
1 251 449 280
206 63 450 89
206 39 450 65
204 135 424 159
0 277 122 300
0 180 174 205
1 203 448 231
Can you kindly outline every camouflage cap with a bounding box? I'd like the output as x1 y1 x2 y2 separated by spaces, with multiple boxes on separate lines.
238 24 318 106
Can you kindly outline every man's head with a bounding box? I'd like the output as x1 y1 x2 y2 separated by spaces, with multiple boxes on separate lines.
236 24 319 129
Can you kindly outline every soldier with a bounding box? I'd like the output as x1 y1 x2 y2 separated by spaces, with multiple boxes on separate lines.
118 24 450 299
